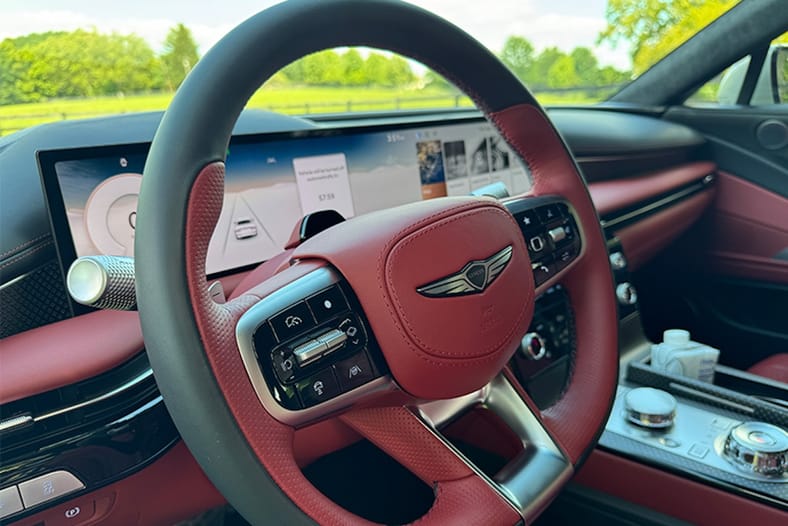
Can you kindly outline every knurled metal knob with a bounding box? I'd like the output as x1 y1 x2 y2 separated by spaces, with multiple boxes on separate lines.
723 422 788 476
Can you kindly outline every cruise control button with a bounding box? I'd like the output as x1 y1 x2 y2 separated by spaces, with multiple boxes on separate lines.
18 471 85 508
307 286 349 323
297 368 341 407
0 486 23 520
270 302 315 342
334 352 375 391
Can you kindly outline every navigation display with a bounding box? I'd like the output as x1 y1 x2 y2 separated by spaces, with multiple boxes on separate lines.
41 118 532 275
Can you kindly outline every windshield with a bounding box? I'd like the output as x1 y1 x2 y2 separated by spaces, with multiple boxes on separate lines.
0 0 738 135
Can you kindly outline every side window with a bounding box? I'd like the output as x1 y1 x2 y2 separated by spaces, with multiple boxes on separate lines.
686 33 788 106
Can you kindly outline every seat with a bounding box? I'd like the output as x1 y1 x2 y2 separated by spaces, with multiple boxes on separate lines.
747 353 788 384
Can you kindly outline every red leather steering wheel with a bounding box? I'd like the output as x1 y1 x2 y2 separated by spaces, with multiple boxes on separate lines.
135 1 618 524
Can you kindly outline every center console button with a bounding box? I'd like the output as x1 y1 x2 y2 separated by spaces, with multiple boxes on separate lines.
307 286 349 323
296 368 341 407
18 471 85 508
270 302 315 341
334 352 375 391
0 486 23 519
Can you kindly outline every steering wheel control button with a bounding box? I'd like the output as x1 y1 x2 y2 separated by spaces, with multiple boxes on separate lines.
270 302 315 341
297 368 341 407
624 387 677 429
520 209 539 230
723 422 788 476
307 286 349 323
316 329 348 353
0 486 23 519
18 471 85 508
293 339 329 367
271 348 298 384
339 316 366 352
537 204 562 223
528 235 545 254
547 226 567 244
334 352 375 391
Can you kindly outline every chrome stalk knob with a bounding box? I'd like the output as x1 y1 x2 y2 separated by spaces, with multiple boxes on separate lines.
624 387 677 429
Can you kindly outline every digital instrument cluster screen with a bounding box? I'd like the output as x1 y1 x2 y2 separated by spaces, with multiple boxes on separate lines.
40 118 532 275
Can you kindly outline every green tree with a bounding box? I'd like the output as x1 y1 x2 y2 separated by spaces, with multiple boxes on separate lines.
0 30 161 103
531 47 564 89
599 0 738 74
570 47 599 86
161 23 199 90
500 36 535 82
341 49 365 86
547 54 580 88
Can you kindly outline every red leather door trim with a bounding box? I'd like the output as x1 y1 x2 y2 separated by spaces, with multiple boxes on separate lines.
574 449 787 526
614 189 715 271
697 172 788 283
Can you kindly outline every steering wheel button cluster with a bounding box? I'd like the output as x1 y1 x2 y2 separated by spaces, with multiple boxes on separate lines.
506 198 582 287
307 286 349 323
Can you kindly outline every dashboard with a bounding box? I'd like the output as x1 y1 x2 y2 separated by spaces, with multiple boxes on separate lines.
0 106 724 525
39 118 530 277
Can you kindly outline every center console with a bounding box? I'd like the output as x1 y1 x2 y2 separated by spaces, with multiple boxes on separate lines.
598 240 788 510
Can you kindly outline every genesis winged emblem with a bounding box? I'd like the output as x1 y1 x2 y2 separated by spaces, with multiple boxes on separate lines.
416 245 513 298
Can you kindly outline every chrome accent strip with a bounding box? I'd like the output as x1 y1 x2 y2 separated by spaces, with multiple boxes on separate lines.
600 175 713 232
0 414 33 433
416 374 573 520
34 369 154 423
235 267 395 427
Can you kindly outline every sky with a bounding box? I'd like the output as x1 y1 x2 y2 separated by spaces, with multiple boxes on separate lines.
0 0 632 70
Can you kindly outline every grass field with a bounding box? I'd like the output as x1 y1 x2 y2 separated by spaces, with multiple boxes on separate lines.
0 85 603 136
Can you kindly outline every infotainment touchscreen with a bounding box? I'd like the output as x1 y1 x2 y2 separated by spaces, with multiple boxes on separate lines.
39 118 532 276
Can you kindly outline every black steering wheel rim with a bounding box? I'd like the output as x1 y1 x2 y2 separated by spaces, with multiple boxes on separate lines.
136 1 610 524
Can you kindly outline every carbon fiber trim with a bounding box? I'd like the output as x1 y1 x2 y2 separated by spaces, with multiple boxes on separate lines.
0 259 71 339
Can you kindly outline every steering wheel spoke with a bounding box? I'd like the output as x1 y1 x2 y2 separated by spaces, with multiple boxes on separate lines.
415 373 572 522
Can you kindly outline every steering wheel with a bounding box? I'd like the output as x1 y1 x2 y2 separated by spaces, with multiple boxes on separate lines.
136 1 618 524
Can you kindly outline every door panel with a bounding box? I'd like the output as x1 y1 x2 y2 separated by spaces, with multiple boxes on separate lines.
634 105 788 370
